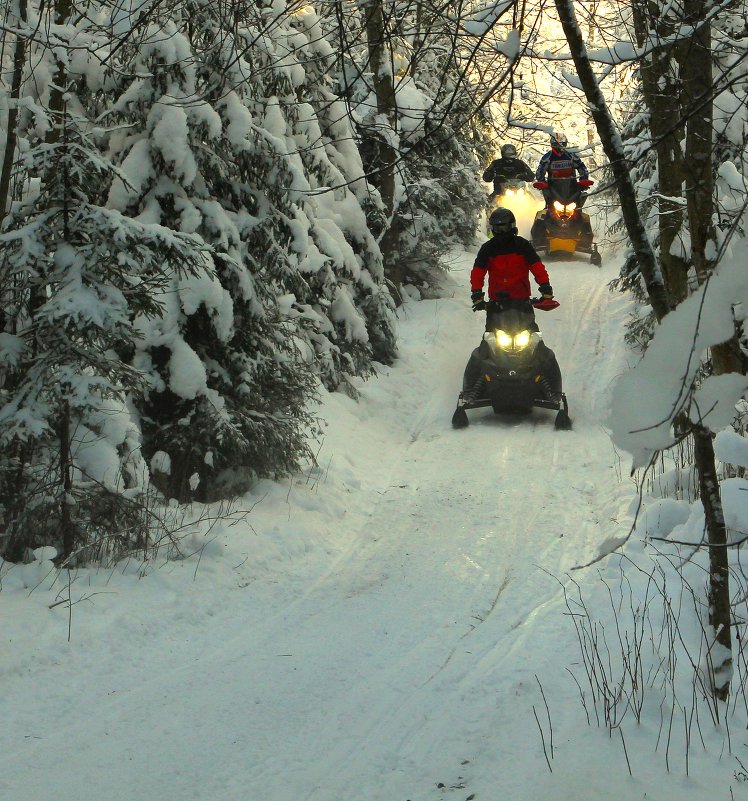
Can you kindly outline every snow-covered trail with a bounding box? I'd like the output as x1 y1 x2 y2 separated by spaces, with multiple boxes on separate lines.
1 248 637 801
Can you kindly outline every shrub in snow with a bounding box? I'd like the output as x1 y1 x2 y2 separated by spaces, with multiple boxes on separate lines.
15 546 58 590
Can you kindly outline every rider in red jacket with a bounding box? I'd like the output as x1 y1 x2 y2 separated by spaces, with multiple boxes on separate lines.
471 208 553 328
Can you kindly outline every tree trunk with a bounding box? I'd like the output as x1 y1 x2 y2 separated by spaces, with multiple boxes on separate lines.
48 0 73 145
0 0 28 337
59 403 76 560
693 423 732 700
0 0 27 222
630 0 688 304
559 0 736 701
359 0 403 303
585 2 598 166
678 1 715 283
52 0 76 560
554 0 670 322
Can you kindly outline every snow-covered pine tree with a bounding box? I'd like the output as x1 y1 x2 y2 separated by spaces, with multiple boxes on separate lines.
342 0 490 297
0 11 208 560
391 38 489 281
283 5 397 376
234 1 397 393
103 8 320 502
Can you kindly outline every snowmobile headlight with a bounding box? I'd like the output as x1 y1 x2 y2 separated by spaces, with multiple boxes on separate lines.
505 188 515 197
553 200 564 211
565 202 577 211
496 330 513 349
495 329 531 352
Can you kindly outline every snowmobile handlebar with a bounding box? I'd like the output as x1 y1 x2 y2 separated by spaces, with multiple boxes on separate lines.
482 297 559 312
534 178 593 190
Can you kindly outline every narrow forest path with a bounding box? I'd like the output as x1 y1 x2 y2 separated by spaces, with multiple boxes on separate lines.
1 247 639 801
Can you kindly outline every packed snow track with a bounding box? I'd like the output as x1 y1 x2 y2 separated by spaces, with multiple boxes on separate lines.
1 248 637 801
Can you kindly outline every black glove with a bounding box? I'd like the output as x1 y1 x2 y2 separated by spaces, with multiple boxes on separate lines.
538 283 553 299
471 290 486 312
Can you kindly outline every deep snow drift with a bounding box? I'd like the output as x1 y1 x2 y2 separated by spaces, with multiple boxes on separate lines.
2 242 748 801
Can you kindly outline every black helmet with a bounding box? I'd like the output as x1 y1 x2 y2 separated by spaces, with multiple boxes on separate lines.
489 207 517 235
500 143 517 158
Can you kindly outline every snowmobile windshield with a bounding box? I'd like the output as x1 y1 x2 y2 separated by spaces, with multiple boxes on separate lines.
503 179 526 196
484 311 539 355
485 304 535 335
548 178 583 219
547 177 581 205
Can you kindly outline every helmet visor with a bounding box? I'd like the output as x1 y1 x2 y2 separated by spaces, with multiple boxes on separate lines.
491 222 514 234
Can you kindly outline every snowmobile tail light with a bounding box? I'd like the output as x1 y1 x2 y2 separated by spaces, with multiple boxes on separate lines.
553 200 564 211
496 330 513 349
515 330 531 349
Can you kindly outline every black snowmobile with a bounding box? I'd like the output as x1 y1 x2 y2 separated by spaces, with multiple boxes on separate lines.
530 177 601 266
451 296 572 430
489 177 529 201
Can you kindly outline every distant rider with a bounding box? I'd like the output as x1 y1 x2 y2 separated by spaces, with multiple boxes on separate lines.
482 144 535 197
471 207 553 331
534 132 592 202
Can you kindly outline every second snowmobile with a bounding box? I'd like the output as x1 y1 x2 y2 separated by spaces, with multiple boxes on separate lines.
451 296 572 430
530 177 601 266
492 177 529 200
485 178 531 234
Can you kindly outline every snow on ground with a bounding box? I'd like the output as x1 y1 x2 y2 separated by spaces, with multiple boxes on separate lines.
2 238 748 801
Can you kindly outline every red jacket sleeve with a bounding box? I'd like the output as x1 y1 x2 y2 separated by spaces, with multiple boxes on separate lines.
470 265 486 292
528 260 549 286
471 243 489 291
